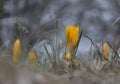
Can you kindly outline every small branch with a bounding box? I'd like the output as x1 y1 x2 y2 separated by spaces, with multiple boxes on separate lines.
112 17 120 25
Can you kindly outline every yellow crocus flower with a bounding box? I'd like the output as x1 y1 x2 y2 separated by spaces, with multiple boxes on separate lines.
103 42 110 60
29 51 37 64
66 25 79 50
13 38 21 64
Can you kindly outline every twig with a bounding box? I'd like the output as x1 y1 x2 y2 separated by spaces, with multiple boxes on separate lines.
112 17 120 25
100 17 120 41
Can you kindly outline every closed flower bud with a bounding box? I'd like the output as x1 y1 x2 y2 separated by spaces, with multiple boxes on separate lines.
66 25 80 51
103 42 110 60
29 51 37 64
13 38 21 64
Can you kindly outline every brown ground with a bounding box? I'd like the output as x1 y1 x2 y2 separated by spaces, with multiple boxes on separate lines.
0 59 120 84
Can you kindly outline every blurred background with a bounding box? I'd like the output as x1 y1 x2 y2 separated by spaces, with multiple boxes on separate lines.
0 0 120 56
0 0 120 84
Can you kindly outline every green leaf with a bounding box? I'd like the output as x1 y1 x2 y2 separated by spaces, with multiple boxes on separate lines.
72 30 83 59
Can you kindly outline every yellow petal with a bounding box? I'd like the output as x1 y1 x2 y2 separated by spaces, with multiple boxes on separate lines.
103 42 110 60
13 38 21 64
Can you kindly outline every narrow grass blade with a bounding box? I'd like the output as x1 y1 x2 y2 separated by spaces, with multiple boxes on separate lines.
72 31 83 59
44 44 53 64
107 42 120 58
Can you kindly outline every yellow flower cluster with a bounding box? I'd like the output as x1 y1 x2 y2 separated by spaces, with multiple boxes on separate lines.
11 24 113 72
13 38 21 64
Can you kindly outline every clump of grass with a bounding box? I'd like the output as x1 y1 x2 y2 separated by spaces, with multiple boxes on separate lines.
107 41 120 67
85 37 120 74
1 21 120 81
42 25 83 74
11 24 83 76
